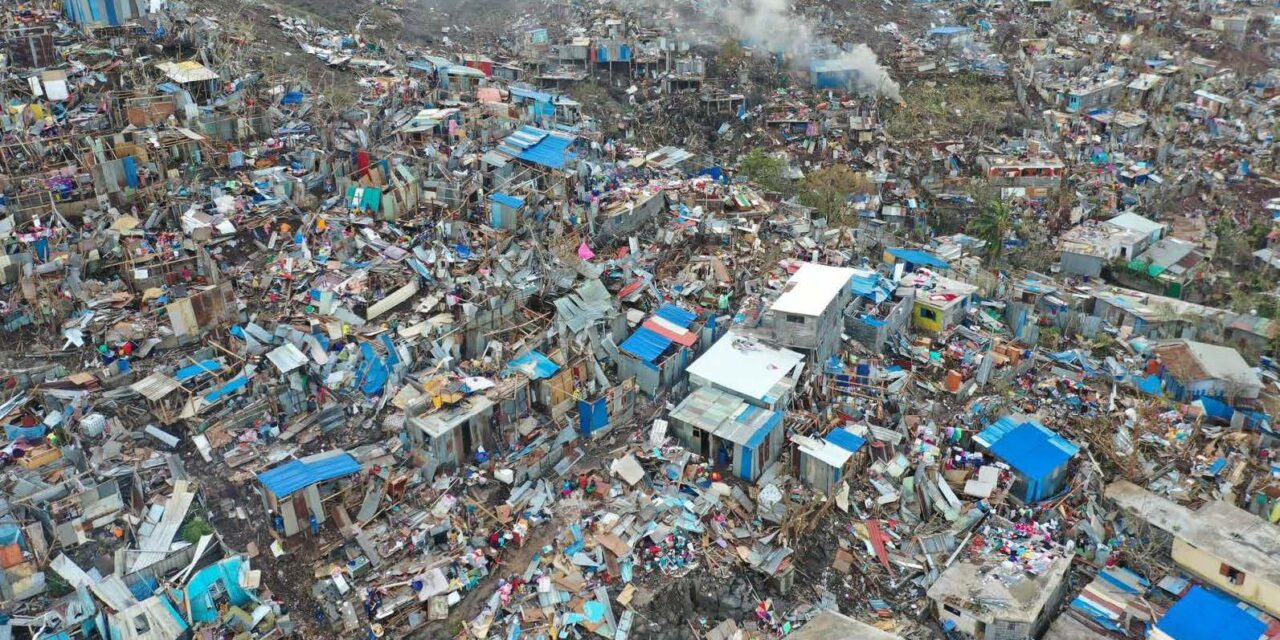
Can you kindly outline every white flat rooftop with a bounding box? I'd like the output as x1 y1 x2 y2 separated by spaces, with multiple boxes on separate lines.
770 262 856 317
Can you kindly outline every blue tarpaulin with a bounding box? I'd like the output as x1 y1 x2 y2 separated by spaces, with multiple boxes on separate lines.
851 272 893 303
358 343 389 396
506 351 561 380
258 451 361 498
205 375 248 403
887 247 951 270
4 424 47 442
1198 397 1235 422
578 398 609 437
1137 374 1163 395
1157 586 1266 640
510 86 556 102
175 359 222 382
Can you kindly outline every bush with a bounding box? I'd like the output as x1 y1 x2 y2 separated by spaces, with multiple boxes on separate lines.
1039 327 1062 351
180 517 216 544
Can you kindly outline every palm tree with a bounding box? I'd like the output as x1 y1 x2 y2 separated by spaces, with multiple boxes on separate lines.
970 200 1012 266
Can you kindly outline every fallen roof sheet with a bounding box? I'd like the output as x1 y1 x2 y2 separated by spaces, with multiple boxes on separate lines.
130 373 182 401
266 343 309 373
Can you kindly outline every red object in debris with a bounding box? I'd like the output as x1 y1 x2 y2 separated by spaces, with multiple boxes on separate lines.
865 520 892 574
617 280 645 299
355 150 371 179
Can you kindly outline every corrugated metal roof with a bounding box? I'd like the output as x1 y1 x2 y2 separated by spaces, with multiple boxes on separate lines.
130 484 195 572
974 413 1034 448
257 450 361 498
722 404 781 449
510 85 556 102
794 433 853 467
653 304 696 328
989 423 1077 481
489 192 526 209
130 373 181 401
156 60 219 83
266 343 308 373
642 316 697 347
670 387 781 449
501 126 574 170
410 396 495 438
619 326 671 363
825 428 867 454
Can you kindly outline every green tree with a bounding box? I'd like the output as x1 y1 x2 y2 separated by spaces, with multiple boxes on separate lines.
798 165 871 224
738 149 788 192
969 200 1013 265
718 40 748 71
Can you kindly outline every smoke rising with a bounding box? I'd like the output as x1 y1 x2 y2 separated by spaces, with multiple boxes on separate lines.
720 0 901 101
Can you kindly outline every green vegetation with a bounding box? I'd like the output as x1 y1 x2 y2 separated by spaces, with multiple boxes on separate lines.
884 76 1019 140
181 516 217 544
969 200 1013 265
738 149 789 192
1039 326 1062 351
798 165 872 224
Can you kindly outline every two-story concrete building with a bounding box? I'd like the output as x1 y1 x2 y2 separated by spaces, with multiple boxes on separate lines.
752 262 856 363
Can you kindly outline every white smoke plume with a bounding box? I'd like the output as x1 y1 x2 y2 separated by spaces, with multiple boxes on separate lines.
720 0 901 102
830 43 902 102
721 0 812 60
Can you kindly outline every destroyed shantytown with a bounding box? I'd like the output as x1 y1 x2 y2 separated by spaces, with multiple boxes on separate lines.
1 0 1280 639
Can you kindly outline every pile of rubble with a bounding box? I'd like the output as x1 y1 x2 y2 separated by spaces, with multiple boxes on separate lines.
2 0 1280 638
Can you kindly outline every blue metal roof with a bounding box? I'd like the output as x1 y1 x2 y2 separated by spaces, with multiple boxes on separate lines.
505 350 561 380
989 423 1077 481
742 407 782 450
654 304 697 328
851 273 892 303
510 85 556 102
810 58 856 73
258 451 361 498
500 126 575 170
619 326 670 363
887 247 951 270
1158 586 1265 640
175 359 222 382
825 429 867 454
489 192 526 209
